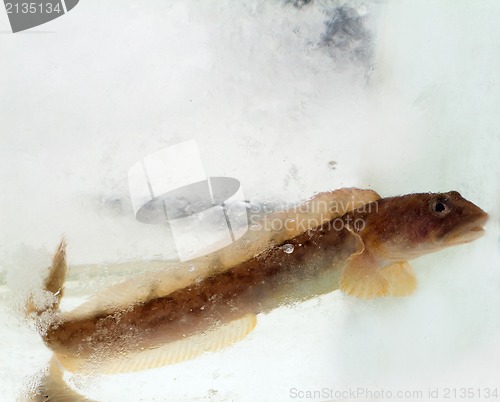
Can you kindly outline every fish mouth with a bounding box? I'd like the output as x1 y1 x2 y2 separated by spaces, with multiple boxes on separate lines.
443 212 489 245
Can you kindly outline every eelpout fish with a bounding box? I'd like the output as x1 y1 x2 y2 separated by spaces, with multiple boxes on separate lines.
26 189 488 376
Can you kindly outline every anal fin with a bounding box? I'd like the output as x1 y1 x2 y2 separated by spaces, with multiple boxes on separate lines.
380 261 417 297
103 313 257 374
59 314 257 374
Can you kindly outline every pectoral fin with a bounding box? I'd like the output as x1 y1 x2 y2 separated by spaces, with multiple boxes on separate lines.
339 253 390 298
380 261 417 297
340 225 389 298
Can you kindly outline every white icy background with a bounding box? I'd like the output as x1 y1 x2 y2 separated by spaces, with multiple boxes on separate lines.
1 1 499 401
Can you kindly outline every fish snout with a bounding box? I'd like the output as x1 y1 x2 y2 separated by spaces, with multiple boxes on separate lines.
443 203 489 245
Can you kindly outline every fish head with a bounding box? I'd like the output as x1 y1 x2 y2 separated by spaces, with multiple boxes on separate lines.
356 191 488 261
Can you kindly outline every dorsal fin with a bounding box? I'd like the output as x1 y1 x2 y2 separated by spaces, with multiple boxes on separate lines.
66 188 380 319
63 259 220 319
213 187 380 269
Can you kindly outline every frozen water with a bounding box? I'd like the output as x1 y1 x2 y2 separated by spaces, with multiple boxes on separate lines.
1 1 499 401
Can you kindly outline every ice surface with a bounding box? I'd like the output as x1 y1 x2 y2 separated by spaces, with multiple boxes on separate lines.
1 0 499 401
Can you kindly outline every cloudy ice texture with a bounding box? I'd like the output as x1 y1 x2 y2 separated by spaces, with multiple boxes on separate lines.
0 0 499 401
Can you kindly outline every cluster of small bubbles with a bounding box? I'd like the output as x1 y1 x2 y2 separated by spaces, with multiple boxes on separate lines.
188 265 196 273
282 244 295 254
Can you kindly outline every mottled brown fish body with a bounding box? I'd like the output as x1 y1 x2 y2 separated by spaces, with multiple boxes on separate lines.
40 190 488 370
44 219 358 360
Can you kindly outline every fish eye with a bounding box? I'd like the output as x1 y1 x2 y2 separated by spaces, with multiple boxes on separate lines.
430 199 450 216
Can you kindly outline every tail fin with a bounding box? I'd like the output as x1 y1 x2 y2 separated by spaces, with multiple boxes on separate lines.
26 239 67 316
20 357 96 402
20 241 93 401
